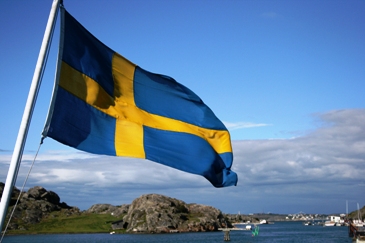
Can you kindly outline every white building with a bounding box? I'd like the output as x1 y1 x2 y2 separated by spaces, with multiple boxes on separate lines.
329 216 341 223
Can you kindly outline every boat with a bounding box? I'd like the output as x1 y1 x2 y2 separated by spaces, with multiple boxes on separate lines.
349 222 365 242
232 222 253 230
354 220 365 227
348 203 365 241
259 219 267 224
324 215 342 226
324 221 336 226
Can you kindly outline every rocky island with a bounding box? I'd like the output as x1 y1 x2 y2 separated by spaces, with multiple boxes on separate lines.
2 182 364 235
0 183 257 234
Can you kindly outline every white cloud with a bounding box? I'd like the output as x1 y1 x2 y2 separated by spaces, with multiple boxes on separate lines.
25 150 98 162
1 109 364 214
224 121 270 130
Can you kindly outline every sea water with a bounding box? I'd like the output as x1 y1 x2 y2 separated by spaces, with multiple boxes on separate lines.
2 221 352 243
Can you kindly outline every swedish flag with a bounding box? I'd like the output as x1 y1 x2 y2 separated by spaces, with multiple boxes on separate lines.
43 7 237 187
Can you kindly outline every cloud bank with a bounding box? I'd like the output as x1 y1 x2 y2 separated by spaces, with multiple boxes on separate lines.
1 109 364 214
224 121 270 130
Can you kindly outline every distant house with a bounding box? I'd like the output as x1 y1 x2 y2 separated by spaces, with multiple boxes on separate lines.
329 216 341 223
111 219 125 230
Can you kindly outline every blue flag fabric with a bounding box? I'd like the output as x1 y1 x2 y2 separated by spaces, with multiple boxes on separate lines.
43 7 237 187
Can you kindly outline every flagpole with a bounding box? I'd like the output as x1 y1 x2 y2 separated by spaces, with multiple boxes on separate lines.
0 0 61 231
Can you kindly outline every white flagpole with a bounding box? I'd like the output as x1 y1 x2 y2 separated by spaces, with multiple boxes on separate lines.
0 0 61 231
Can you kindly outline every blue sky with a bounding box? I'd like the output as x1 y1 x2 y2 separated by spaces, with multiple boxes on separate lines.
0 0 364 215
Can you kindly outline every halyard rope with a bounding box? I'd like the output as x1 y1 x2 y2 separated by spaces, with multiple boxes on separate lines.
0 141 42 243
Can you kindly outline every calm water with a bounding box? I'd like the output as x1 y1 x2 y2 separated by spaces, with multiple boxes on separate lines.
2 221 352 243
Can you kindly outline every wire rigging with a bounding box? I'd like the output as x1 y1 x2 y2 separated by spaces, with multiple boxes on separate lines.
0 141 43 243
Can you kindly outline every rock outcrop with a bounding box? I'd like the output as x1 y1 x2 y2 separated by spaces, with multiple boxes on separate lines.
0 183 80 230
116 194 229 233
85 203 129 217
1 183 233 233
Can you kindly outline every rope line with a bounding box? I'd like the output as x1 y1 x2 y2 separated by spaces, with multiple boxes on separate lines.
0 140 43 243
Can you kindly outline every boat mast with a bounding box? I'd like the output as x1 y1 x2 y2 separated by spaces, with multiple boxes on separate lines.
0 0 61 231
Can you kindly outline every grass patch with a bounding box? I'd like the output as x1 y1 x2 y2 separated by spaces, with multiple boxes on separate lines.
8 212 122 234
187 212 205 222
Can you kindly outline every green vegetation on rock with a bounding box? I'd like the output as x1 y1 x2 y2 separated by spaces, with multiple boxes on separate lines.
7 212 122 234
